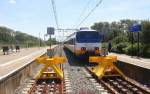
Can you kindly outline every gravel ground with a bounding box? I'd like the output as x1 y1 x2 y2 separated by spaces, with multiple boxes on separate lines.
15 46 109 94
63 48 109 94
64 64 101 94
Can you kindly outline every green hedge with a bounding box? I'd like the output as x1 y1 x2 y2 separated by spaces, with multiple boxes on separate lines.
111 42 129 53
141 44 150 57
124 44 150 58
101 42 150 57
124 44 140 56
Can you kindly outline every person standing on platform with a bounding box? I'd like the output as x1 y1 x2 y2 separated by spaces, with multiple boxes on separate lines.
108 42 112 53
15 45 20 52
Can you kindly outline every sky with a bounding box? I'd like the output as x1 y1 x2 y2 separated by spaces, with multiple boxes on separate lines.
0 0 150 41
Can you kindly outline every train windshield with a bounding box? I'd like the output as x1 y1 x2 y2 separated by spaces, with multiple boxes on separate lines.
76 31 101 43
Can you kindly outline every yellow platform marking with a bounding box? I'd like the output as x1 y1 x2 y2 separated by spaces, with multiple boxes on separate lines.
89 56 125 79
35 56 66 80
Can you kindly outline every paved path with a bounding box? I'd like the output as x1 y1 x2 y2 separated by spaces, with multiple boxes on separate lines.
109 53 150 69
0 47 44 64
0 46 57 80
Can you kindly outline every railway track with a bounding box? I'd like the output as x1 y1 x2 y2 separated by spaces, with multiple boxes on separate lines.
30 79 64 94
63 48 150 94
15 79 64 94
16 65 149 94
101 77 150 94
86 67 150 94
15 47 150 94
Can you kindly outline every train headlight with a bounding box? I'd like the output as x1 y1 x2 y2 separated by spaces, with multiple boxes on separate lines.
94 47 99 50
95 47 100 54
81 47 86 50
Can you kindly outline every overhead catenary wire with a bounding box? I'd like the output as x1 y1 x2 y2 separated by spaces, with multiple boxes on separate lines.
72 0 91 29
50 0 59 29
74 0 103 29
65 0 102 42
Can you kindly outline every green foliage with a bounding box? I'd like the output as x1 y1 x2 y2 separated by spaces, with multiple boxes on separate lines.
141 21 150 44
46 38 58 45
0 26 44 47
0 27 15 43
124 44 139 55
124 44 150 57
112 35 128 44
101 43 108 49
112 42 129 53
141 44 150 57
15 31 28 43
91 19 150 57
101 43 108 52
91 22 112 42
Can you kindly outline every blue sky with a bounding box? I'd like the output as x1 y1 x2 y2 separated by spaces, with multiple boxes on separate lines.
0 0 150 40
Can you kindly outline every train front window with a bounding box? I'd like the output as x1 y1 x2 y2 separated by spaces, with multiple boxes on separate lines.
76 31 101 43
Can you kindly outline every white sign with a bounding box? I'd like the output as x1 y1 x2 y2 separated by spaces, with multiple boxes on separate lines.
47 27 55 35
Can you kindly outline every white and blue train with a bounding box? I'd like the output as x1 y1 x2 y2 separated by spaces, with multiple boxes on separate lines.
64 29 102 58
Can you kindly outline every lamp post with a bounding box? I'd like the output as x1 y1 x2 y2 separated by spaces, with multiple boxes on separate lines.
39 32 41 48
44 34 47 46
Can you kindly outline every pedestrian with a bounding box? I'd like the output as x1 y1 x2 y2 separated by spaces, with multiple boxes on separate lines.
108 42 112 53
15 45 20 52
2 46 9 55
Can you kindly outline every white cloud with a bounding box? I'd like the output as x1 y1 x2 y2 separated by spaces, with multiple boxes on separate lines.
9 0 16 4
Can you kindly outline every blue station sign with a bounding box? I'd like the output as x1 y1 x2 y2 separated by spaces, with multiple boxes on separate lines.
129 24 141 32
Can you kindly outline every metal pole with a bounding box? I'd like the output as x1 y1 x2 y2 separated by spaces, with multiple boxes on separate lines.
50 35 51 49
44 34 46 46
39 32 41 48
137 32 140 58
131 32 133 58
44 34 45 42
49 35 52 58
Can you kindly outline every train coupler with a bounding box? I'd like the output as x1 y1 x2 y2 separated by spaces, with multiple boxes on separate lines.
35 56 66 81
89 55 125 79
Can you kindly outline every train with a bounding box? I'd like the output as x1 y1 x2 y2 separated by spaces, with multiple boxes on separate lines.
64 29 102 58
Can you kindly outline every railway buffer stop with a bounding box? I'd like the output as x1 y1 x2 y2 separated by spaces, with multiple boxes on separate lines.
89 55 125 79
28 56 67 94
35 56 66 80
31 27 66 93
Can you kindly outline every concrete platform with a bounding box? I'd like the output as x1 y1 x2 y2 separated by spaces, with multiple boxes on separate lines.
0 45 58 94
0 46 57 80
109 53 150 69
109 53 150 86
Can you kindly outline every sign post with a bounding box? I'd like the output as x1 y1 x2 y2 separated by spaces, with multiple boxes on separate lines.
129 24 141 58
137 32 140 58
47 27 55 49
47 27 55 57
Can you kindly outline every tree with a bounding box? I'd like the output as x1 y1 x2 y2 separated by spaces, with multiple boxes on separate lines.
141 21 150 44
0 26 44 47
0 26 15 44
46 38 58 45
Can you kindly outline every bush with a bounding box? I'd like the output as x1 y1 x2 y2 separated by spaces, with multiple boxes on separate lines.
112 35 128 44
125 44 137 56
101 43 108 49
124 43 148 57
141 45 150 57
112 42 129 53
